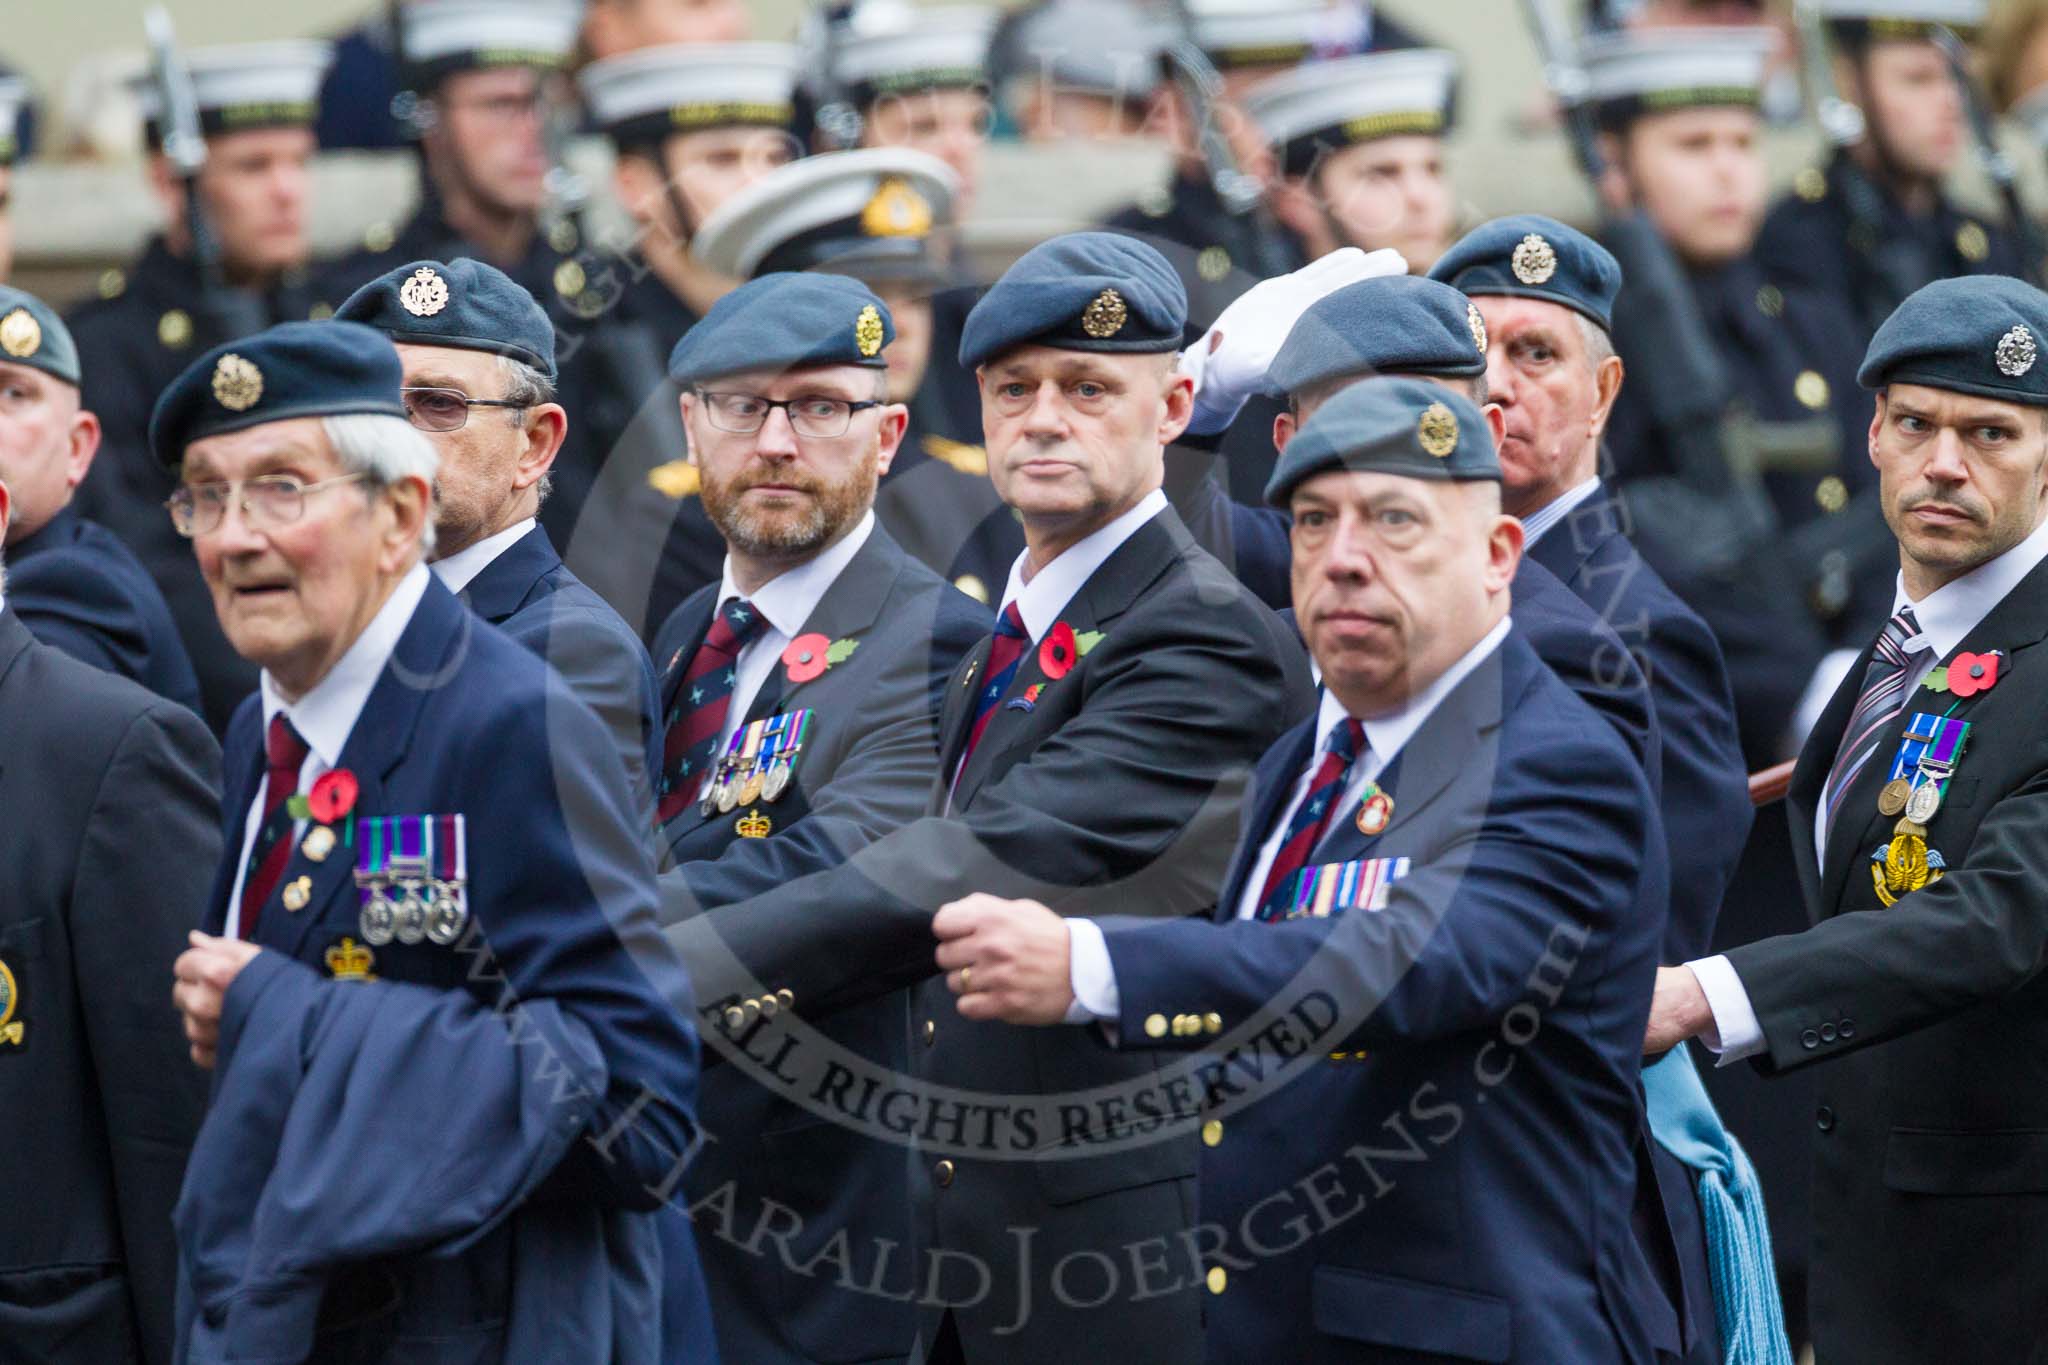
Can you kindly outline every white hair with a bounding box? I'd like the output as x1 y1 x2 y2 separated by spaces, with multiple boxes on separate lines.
321 413 441 554
495 355 557 506
1577 313 1616 370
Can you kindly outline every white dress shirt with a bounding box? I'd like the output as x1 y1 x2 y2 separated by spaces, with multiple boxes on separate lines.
1518 475 1603 546
1066 614 1513 1020
430 517 536 593
1691 509 2048 1063
695 511 875 800
225 562 431 937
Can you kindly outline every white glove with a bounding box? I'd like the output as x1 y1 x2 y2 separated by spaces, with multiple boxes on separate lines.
1178 247 1409 435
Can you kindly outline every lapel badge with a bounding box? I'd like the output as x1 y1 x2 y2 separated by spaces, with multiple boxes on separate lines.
281 874 313 912
400 266 450 317
1996 326 2037 378
211 353 263 411
1355 784 1395 836
303 825 337 863
1465 302 1486 354
736 809 773 839
0 307 40 359
1511 233 1557 285
855 304 884 358
1418 402 1459 458
0 957 22 1045
325 937 377 981
1081 288 1128 338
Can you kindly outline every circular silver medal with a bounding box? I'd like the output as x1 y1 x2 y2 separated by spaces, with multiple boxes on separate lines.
359 888 396 946
1904 779 1943 825
425 885 467 946
761 758 791 802
717 778 739 814
392 885 428 945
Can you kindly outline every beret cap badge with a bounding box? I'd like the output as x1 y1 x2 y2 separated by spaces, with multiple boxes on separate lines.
211 353 264 412
0 307 39 359
1465 302 1487 354
399 266 450 318
1081 287 1128 339
1996 324 2037 379
1511 233 1557 286
855 304 884 358
1418 401 1459 457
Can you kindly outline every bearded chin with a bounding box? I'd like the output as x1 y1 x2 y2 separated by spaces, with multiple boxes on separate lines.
706 436 883 559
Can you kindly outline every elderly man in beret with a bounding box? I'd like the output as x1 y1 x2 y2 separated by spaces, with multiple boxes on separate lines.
155 320 710 1361
1647 275 2048 1364
334 256 660 796
943 377 1671 1363
665 230 1314 1363
651 268 984 1365
0 284 199 712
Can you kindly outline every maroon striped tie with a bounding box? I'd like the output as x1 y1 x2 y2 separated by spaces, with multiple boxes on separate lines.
656 598 765 824
955 602 1031 775
1255 719 1367 921
240 713 309 938
1819 605 1924 854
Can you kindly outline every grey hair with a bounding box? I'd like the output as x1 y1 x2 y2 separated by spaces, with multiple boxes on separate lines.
496 355 557 506
1576 314 1616 370
321 413 440 555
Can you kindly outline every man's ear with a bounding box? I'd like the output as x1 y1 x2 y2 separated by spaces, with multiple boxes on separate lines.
1868 390 1887 472
1483 401 1506 449
65 407 102 491
1273 409 1296 453
874 403 909 478
514 404 568 492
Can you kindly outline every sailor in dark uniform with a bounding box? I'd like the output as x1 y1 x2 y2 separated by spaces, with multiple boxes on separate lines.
563 40 804 637
824 4 996 221
1754 1 2026 346
986 0 1160 144
66 39 331 733
690 145 1020 601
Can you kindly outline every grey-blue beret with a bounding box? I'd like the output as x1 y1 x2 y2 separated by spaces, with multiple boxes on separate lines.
667 272 894 386
958 231 1186 369
1266 375 1498 505
1859 275 2048 405
1428 214 1622 332
333 258 556 381
0 284 80 386
1266 274 1488 398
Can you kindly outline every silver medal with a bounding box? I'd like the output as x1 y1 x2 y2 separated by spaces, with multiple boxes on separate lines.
761 757 791 802
359 886 396 946
1904 779 1943 825
392 883 428 945
425 881 467 946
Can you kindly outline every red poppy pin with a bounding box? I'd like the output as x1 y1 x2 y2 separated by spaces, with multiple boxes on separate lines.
1947 650 2002 698
782 632 859 684
1039 622 1078 679
307 768 359 823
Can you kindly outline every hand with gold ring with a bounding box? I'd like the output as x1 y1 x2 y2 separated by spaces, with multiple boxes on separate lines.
932 893 1075 1025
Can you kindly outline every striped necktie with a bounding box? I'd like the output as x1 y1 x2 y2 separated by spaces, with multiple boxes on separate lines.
656 597 766 824
240 713 309 938
956 601 1031 774
1255 718 1367 922
1819 605 1925 853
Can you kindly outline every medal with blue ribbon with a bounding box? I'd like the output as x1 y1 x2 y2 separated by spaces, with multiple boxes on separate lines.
759 709 811 803
1276 856 1412 921
1871 712 1969 905
354 815 467 946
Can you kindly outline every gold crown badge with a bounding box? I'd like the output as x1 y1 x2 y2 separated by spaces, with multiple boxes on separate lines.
324 937 376 981
736 809 773 839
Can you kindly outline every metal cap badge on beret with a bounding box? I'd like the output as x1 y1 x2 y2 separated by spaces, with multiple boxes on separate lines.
148 320 408 471
1428 214 1622 331
0 285 81 387
693 148 958 283
333 257 557 381
959 231 1186 369
1266 376 1498 505
1266 275 1487 397
1858 275 2048 405
668 273 895 386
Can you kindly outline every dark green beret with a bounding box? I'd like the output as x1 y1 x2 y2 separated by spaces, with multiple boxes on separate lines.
1266 375 1498 505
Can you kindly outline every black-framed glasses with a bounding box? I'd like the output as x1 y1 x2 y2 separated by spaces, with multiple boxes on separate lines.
164 472 369 538
401 386 529 432
694 389 882 439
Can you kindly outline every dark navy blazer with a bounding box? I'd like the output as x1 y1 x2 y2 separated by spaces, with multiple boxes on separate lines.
1100 628 1670 1363
8 506 201 715
195 576 711 1360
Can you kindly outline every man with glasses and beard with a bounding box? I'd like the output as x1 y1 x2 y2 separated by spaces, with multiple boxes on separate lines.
335 256 659 800
651 270 981 1365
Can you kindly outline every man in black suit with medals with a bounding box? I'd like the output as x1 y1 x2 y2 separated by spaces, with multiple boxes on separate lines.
665 231 1314 1363
1649 274 2048 1364
651 269 982 1364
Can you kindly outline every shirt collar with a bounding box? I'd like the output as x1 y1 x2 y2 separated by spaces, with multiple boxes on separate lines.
260 562 431 770
1519 476 1603 546
1316 614 1512 766
716 510 875 637
431 517 536 594
1894 508 2048 660
998 489 1168 641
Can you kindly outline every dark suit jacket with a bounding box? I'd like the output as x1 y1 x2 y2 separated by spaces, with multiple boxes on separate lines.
1724 551 2048 1363
1100 629 1670 1364
653 523 981 1365
667 506 1316 1362
455 522 660 799
0 608 217 1364
193 576 710 1360
9 506 202 715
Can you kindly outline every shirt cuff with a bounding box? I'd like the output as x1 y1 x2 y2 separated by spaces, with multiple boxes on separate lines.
1686 955 1767 1064
1065 918 1119 1023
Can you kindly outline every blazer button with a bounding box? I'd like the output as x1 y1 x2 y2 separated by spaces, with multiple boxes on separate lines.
1838 1018 1856 1039
1144 1013 1168 1039
934 1159 956 1188
1816 1105 1836 1133
1800 1028 1820 1050
1203 1012 1223 1035
922 1019 937 1047
1206 1267 1227 1295
1201 1119 1224 1147
722 1004 747 1031
1819 1023 1837 1043
776 988 795 1011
